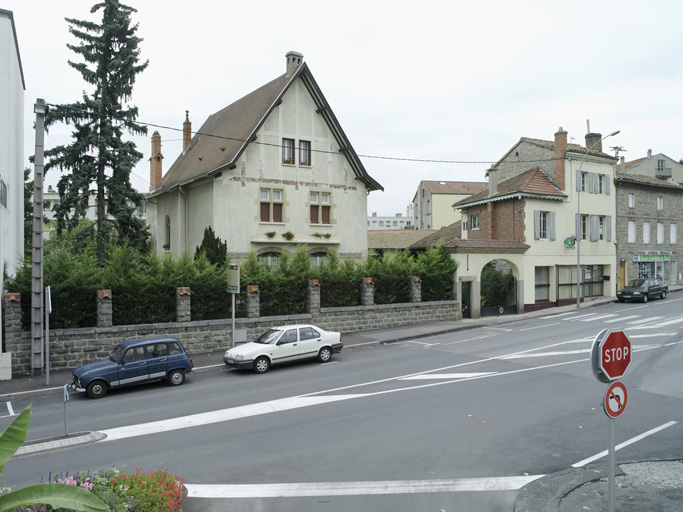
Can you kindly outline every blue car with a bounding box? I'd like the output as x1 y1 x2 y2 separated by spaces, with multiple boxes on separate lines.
71 337 194 398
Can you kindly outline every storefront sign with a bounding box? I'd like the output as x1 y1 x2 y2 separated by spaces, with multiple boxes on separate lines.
632 254 670 262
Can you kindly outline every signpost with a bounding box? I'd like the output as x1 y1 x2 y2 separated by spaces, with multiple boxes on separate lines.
227 264 240 348
591 329 632 512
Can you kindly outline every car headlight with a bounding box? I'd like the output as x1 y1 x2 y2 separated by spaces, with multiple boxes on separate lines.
233 354 244 361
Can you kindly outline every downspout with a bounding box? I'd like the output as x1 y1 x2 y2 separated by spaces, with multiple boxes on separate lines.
178 185 189 251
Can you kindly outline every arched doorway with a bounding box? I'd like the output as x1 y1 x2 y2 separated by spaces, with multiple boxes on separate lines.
480 259 517 317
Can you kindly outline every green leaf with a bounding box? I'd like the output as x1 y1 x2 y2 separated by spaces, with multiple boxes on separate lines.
0 483 109 512
0 404 30 475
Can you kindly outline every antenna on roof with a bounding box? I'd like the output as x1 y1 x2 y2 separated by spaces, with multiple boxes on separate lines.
586 119 590 133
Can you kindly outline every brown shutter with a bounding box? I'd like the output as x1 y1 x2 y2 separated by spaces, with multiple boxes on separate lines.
273 203 283 223
322 205 330 224
260 203 270 222
310 205 318 224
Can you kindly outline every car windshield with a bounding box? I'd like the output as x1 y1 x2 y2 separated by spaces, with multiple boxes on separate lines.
254 329 283 345
627 279 645 288
110 345 125 362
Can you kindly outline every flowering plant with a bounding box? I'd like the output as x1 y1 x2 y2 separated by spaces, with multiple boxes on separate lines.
265 231 276 238
312 232 332 238
283 156 294 164
281 231 295 240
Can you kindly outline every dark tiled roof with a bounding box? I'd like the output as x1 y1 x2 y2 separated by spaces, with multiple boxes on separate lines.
421 181 487 195
442 239 530 253
368 230 436 250
615 173 683 191
154 62 382 195
409 222 461 249
453 167 567 208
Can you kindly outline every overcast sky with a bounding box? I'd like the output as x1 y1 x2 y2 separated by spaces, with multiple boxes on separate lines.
7 0 683 216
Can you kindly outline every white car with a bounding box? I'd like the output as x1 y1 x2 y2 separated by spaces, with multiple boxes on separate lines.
223 324 343 373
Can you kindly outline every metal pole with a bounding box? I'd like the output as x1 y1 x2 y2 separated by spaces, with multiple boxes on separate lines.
608 416 615 512
231 294 236 349
32 100 47 374
45 287 50 386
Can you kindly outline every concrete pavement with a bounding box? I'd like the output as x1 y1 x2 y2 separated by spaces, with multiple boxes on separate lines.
2 290 682 511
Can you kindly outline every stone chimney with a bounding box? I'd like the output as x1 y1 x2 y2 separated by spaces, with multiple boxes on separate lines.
183 111 192 152
486 168 498 196
585 132 603 153
149 131 163 191
620 156 625 172
554 127 568 190
286 51 304 73
647 148 652 158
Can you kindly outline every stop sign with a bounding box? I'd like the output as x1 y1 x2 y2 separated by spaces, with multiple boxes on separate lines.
591 329 632 382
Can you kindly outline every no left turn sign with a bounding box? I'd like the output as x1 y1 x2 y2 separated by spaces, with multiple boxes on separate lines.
604 381 628 418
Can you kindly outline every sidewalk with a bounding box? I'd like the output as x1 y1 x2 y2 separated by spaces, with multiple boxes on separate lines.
2 290 682 511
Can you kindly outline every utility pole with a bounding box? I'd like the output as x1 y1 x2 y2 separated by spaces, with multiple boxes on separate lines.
32 99 46 375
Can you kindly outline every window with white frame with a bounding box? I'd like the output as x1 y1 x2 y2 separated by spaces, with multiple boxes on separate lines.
657 196 664 210
657 222 664 244
471 214 480 230
628 193 635 208
282 138 294 164
597 174 605 194
657 159 665 172
299 140 311 166
580 172 588 192
671 223 678 244
643 222 651 244
599 216 606 240
627 221 636 243
260 188 284 222
310 191 331 224
461 219 468 239
538 212 548 239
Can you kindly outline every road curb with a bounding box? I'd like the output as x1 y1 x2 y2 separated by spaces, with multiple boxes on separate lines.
15 431 107 456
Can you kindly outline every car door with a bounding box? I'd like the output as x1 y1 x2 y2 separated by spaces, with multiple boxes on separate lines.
146 342 168 379
297 326 322 360
272 329 300 364
117 346 149 386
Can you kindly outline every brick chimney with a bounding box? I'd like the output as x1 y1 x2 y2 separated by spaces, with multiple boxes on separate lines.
486 168 498 196
585 132 603 153
554 127 567 190
183 111 192 152
149 131 163 191
647 148 652 158
286 51 303 73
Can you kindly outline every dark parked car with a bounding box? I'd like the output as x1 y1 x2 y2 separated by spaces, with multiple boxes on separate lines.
617 278 668 303
71 337 194 398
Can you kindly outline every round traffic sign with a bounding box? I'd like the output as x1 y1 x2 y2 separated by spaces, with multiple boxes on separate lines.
591 329 632 382
604 381 628 418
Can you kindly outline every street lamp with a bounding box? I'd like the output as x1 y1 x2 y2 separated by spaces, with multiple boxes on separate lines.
576 130 620 308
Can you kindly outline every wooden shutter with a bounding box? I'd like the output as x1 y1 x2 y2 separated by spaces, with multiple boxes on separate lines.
590 215 599 241
549 212 556 241
272 203 283 223
606 215 612 241
260 203 270 222
534 210 540 240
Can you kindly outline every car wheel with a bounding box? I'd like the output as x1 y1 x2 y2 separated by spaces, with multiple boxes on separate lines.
618 298 625 303
86 380 107 399
253 356 270 374
642 294 648 303
661 290 667 300
318 347 333 363
168 369 185 386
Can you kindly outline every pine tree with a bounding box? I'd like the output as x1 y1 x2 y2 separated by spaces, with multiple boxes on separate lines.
45 0 149 264
194 226 228 267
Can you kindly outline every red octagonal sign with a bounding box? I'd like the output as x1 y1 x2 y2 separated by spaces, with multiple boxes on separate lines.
599 330 632 381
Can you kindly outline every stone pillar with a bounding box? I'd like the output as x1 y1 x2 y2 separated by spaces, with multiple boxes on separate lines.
176 287 191 322
2 293 21 380
246 285 260 318
97 289 113 328
361 277 374 306
307 279 321 314
410 276 422 303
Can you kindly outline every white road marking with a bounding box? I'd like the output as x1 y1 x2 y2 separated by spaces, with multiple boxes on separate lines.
650 316 683 327
6 402 14 416
563 313 598 320
626 316 664 325
498 349 591 359
519 322 560 331
400 372 496 380
580 313 619 322
572 421 678 468
604 315 640 323
406 340 439 347
99 395 364 442
485 327 513 332
184 475 544 498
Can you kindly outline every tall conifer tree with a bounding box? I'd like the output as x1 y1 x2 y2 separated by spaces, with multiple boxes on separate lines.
45 0 149 264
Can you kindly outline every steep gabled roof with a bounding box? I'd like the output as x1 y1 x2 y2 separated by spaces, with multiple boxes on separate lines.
420 181 487 195
493 137 615 168
453 167 568 209
152 61 382 196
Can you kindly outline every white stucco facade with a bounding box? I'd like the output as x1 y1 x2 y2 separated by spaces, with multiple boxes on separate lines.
151 76 373 260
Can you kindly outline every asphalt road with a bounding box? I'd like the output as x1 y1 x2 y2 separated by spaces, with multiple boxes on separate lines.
2 297 682 512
